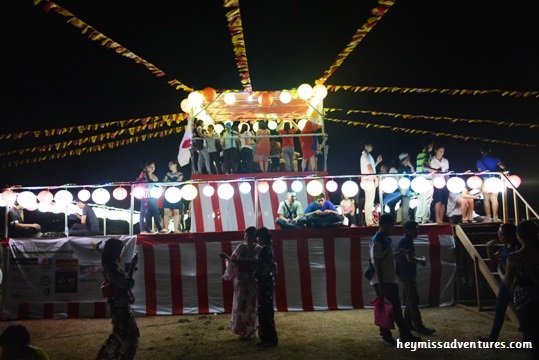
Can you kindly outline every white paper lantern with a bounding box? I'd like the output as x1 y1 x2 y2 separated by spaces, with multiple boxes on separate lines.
202 184 215 197
483 177 503 193
165 187 182 203
447 177 466 194
297 119 307 130
325 180 338 193
132 186 146 199
433 177 446 189
306 180 324 196
78 189 91 202
466 175 483 189
0 198 7 207
291 180 303 193
272 179 287 194
257 181 270 194
187 91 203 108
411 176 429 193
54 190 73 207
360 178 375 191
17 191 37 209
25 201 38 211
381 177 398 194
224 93 236 105
2 190 17 206
181 184 198 201
113 187 128 201
214 123 224 135
341 180 359 197
297 83 314 100
279 91 292 104
217 183 234 200
37 190 54 203
149 186 163 199
312 84 328 99
398 177 411 191
92 188 110 204
239 182 252 194
180 98 191 113
506 175 522 189
38 201 52 213
268 120 277 130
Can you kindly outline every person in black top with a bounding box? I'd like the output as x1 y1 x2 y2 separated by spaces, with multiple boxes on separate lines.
7 200 42 238
68 200 100 236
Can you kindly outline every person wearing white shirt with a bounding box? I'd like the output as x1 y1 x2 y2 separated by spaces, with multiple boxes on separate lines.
429 145 450 224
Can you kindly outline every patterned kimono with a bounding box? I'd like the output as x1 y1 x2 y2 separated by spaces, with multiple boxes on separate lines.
254 243 278 345
222 242 260 338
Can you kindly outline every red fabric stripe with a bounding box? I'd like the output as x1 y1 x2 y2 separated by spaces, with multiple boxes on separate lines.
43 303 54 319
18 303 29 319
192 185 205 232
427 229 443 306
350 235 364 309
272 235 288 312
267 183 279 226
94 302 107 318
169 244 183 315
221 240 234 313
297 234 314 311
142 244 157 316
67 302 79 318
323 236 338 310
194 240 209 314
232 183 245 230
210 187 223 232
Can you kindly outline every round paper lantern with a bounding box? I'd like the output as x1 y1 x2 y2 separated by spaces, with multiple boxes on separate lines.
466 175 483 189
217 183 234 200
433 177 446 189
360 178 375 191
25 201 38 211
54 190 73 207
325 180 338 192
78 189 91 202
149 186 163 199
297 119 307 130
411 176 429 193
506 174 522 189
398 177 411 191
187 91 203 108
224 93 237 105
312 84 328 99
257 181 270 194
202 184 215 197
239 182 252 194
18 191 37 209
180 98 191 113
447 177 466 194
306 180 324 196
291 180 303 193
0 198 7 207
214 123 224 134
37 190 54 203
268 120 277 130
181 184 198 201
297 83 313 100
252 121 259 132
113 187 128 201
38 201 52 213
272 179 287 194
92 188 110 205
341 180 359 197
258 92 273 107
165 187 182 203
381 177 399 194
202 87 217 102
483 177 503 193
279 91 292 104
132 186 146 199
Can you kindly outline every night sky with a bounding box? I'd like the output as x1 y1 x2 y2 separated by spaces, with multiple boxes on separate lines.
1 0 538 209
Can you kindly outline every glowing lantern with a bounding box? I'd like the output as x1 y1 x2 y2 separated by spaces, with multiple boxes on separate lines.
483 177 503 193
297 83 313 100
306 180 324 196
506 175 522 189
149 186 163 199
181 184 198 201
92 188 110 205
291 180 303 193
398 177 411 191
54 190 73 207
447 177 466 194
297 119 307 130
202 184 215 197
180 98 191 113
411 176 429 193
433 177 446 189
466 176 483 189
165 187 182 203
224 93 236 105
37 190 54 203
279 91 292 104
18 191 37 209
202 87 217 102
132 186 146 199
0 198 6 207
257 181 270 194
78 189 91 202
2 190 18 206
239 182 252 194
38 201 52 213
217 183 234 200
215 123 224 134
341 180 359 197
272 180 287 194
325 180 338 192
113 187 128 201
25 201 38 211
268 120 278 130
258 92 273 107
381 177 398 194
360 178 375 191
312 84 328 99
187 91 203 108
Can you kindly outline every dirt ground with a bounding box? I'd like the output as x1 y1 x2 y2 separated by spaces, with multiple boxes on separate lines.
0 305 532 360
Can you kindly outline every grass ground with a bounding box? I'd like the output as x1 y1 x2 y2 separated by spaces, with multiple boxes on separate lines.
0 305 532 360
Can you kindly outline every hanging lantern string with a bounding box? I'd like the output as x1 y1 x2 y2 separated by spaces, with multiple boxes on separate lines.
223 0 253 93
324 117 538 148
316 0 396 85
325 108 538 129
35 0 194 93
325 84 539 99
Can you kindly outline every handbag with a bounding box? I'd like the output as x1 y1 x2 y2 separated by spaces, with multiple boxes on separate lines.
364 246 390 281
370 295 395 329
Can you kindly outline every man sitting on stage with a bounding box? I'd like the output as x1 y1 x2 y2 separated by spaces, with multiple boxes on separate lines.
275 191 307 229
8 200 42 238
304 194 343 228
68 200 100 236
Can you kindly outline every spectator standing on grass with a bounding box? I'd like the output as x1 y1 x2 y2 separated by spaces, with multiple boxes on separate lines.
369 214 421 346
396 221 436 336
